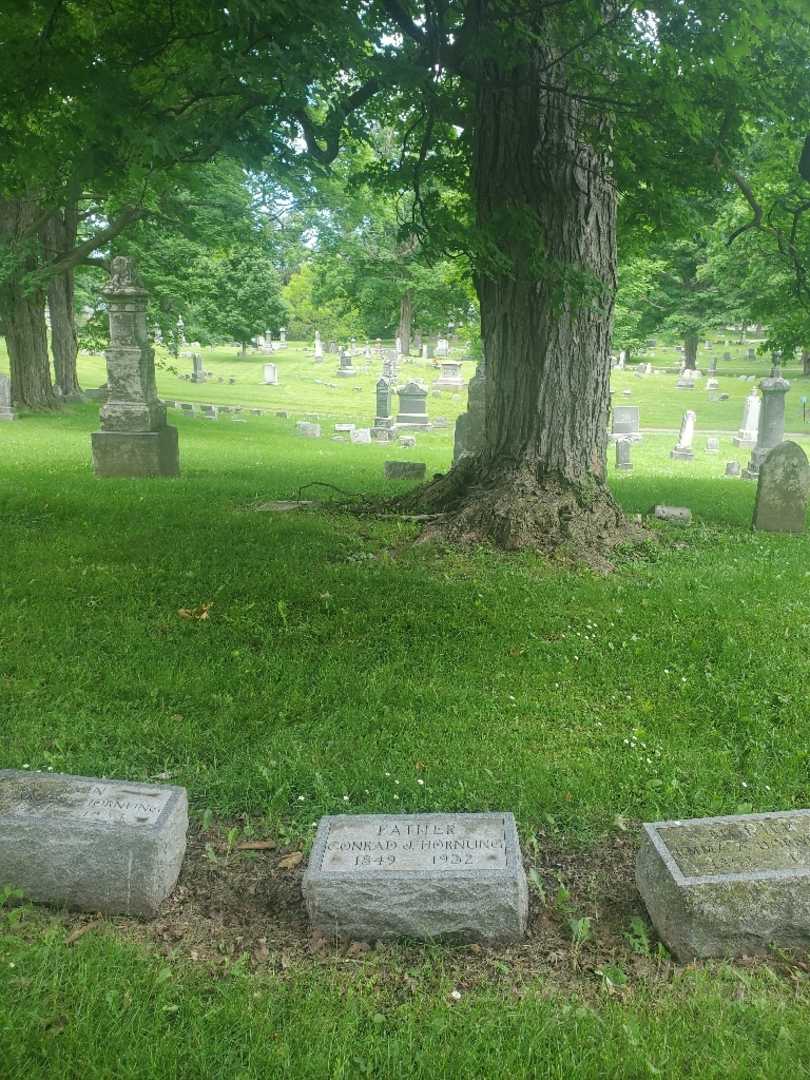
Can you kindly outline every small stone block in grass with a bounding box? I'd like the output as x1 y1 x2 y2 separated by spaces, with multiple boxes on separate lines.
384 461 426 480
652 505 691 525
0 770 187 917
303 812 528 943
637 809 810 960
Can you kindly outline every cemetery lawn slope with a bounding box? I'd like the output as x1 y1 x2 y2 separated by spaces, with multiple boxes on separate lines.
3 402 810 1076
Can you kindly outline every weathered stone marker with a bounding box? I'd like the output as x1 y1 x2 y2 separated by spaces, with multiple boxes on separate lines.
753 441 810 534
91 257 180 477
0 770 187 917
385 460 427 480
0 373 16 421
454 360 486 464
303 812 527 942
637 809 810 960
610 404 641 442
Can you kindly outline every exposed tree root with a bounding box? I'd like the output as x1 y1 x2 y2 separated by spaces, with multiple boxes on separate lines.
401 456 647 571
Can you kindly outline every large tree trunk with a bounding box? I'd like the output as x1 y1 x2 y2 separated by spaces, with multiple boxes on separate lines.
398 289 413 356
411 15 632 561
802 349 810 377
683 332 699 371
0 198 56 409
44 208 81 398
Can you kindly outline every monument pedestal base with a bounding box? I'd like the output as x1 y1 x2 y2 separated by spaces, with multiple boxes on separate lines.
92 426 180 477
670 449 694 460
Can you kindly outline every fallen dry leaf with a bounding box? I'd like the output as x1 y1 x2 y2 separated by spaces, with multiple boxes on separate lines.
65 917 103 946
177 603 212 621
236 839 277 851
277 851 304 871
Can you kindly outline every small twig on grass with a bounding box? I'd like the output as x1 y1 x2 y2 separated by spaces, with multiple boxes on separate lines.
296 481 358 502
65 916 103 946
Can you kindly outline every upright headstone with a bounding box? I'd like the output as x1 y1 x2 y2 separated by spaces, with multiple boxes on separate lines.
745 366 790 478
279 326 287 347
725 460 741 477
705 437 720 454
263 363 278 385
435 337 450 358
610 405 641 442
676 369 698 389
201 404 219 421
752 441 810 533
296 421 321 438
670 410 696 460
433 360 465 391
382 349 398 382
396 381 429 427
0 373 16 421
336 348 356 378
191 353 205 383
314 331 323 361
617 350 626 369
0 769 187 917
303 812 527 943
732 390 761 448
615 438 633 471
372 377 395 441
395 336 403 356
637 809 810 960
748 347 756 361
453 360 486 464
421 343 428 360
91 257 180 477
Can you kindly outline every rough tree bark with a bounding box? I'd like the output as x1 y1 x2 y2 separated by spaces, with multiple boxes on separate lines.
44 208 81 398
0 198 55 409
802 349 810 377
398 289 413 355
683 332 699 371
411 13 634 561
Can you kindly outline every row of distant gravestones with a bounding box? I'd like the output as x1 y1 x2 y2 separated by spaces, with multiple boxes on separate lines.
3 766 809 963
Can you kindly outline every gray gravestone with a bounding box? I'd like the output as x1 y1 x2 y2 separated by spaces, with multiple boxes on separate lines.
201 404 218 421
454 360 486 464
385 461 427 480
753 441 810 534
433 360 465 391
191 353 205 383
725 461 741 477
670 410 696 460
653 505 691 525
745 368 790 478
610 405 641 442
296 421 321 438
615 438 633 471
705 437 720 454
336 349 355 378
0 770 187 917
91 258 180 477
396 381 429 427
0 373 16 420
350 428 372 444
303 812 527 943
637 809 810 960
263 363 278 385
372 377 395 440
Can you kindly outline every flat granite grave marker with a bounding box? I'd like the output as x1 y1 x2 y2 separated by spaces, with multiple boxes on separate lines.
303 812 527 942
637 809 810 959
0 770 187 917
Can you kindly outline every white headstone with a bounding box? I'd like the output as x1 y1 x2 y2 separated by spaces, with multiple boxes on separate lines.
263 363 278 385
671 410 696 459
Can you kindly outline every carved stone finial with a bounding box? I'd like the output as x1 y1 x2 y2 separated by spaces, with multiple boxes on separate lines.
107 256 143 292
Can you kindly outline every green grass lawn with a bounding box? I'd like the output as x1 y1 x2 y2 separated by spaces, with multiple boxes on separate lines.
3 345 810 1077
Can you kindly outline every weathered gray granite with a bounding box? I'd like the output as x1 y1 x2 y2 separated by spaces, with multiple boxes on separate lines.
303 812 528 942
91 257 180 477
0 770 187 917
0 373 16 420
385 461 427 480
296 421 321 438
653 505 692 525
637 810 810 960
753 441 810 534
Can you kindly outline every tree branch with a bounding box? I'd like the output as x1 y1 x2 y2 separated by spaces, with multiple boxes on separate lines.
379 0 426 43
46 207 144 274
